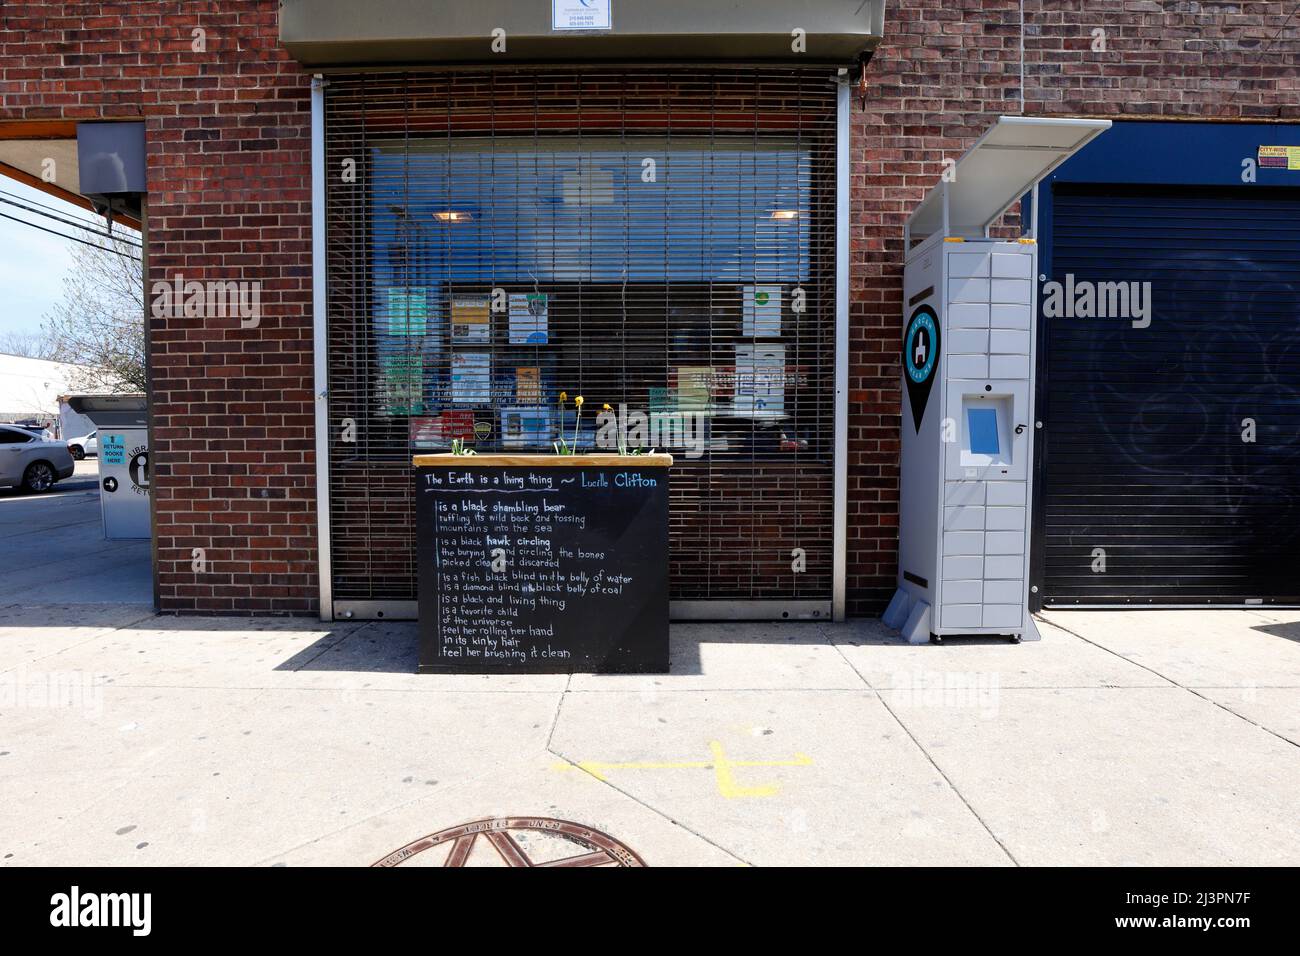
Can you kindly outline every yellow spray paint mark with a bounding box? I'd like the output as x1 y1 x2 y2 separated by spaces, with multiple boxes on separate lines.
552 741 812 799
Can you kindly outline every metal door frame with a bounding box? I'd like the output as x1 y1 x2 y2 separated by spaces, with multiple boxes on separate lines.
830 72 849 622
312 75 334 620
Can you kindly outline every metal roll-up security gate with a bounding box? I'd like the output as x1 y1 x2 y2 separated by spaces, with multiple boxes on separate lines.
1039 184 1300 606
320 68 841 620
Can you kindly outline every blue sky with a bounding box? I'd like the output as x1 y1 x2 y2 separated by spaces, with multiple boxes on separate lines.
0 180 86 337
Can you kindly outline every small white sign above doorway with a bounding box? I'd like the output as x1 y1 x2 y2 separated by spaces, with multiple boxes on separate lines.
552 0 612 32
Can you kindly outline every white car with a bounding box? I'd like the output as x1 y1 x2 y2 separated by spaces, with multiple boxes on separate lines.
67 430 98 460
0 423 75 492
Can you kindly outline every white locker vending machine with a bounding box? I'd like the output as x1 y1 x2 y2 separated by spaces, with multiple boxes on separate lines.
883 117 1110 644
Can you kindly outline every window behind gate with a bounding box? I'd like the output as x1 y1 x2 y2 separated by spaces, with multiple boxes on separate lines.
324 69 839 616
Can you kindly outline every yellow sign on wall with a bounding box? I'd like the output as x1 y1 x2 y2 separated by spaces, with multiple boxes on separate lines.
1258 145 1300 170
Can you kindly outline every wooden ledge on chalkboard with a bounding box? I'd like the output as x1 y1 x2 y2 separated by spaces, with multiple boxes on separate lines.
412 453 674 468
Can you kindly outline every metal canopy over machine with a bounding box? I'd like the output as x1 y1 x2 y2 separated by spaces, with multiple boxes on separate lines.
905 117 1111 245
885 117 1110 645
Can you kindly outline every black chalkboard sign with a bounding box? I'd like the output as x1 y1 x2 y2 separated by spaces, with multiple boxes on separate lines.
414 455 672 674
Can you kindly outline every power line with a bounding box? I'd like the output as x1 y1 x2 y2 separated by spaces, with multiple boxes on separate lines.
0 188 135 236
0 187 130 236
0 193 141 248
0 210 142 261
0 194 141 249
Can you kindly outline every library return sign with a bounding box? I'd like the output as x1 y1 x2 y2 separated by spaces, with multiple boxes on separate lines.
413 453 672 674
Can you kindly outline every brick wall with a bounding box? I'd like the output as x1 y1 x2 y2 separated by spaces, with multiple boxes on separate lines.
1 2 317 613
3 2 1297 616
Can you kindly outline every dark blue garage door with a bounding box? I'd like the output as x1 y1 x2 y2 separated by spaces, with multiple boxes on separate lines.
1039 184 1300 605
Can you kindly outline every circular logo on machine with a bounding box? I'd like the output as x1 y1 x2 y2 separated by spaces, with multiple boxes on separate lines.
102 476 118 493
904 306 938 385
903 305 941 432
372 817 646 868
128 448 150 495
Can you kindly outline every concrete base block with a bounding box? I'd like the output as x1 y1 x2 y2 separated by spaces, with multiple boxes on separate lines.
882 588 911 630
901 599 932 645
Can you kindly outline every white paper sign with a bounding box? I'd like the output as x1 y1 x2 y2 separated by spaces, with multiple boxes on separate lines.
733 344 786 418
508 292 549 344
450 353 491 405
743 284 783 337
553 0 612 31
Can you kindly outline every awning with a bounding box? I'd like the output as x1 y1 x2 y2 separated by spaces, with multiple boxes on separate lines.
279 0 885 67
906 117 1112 243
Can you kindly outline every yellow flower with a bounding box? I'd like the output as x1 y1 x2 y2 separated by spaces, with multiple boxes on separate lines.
559 391 567 402
602 403 612 411
575 396 584 408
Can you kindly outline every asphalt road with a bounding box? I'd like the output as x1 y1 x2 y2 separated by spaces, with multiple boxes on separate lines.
0 458 152 604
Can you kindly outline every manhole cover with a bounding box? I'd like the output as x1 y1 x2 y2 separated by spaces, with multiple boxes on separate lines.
372 816 645 867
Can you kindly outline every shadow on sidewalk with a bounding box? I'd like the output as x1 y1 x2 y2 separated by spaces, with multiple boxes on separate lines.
277 620 420 675
1251 620 1300 644
273 619 890 676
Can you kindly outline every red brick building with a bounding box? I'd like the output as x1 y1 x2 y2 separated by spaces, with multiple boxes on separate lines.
1 2 1296 618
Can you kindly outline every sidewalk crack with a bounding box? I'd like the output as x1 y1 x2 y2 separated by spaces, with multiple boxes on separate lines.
827 625 1020 866
545 678 753 867
546 744 755 868
1042 615 1300 750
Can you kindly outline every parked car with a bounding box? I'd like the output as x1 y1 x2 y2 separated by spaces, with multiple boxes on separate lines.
7 421 54 439
0 423 75 492
67 430 98 460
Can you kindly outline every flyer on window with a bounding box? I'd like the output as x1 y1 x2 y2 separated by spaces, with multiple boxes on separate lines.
515 366 542 404
450 352 491 405
408 410 475 448
450 294 491 343
732 344 785 417
742 284 782 337
508 292 549 344
501 406 554 448
382 287 429 337
380 354 424 416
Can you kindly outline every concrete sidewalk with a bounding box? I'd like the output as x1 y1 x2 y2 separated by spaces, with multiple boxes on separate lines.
0 604 1296 866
